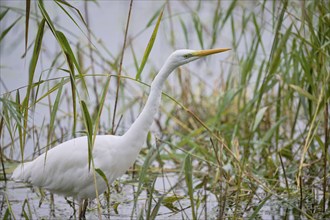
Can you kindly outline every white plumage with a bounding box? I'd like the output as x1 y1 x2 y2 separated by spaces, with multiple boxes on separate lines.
13 135 129 199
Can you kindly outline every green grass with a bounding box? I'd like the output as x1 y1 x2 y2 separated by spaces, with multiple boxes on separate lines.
0 0 329 219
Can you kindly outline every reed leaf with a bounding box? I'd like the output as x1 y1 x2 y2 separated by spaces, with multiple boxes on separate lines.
289 84 318 102
25 0 31 54
48 79 64 144
0 8 9 21
192 14 204 49
21 18 45 150
252 106 268 132
80 100 94 170
248 195 272 220
0 16 22 42
184 154 196 220
136 7 163 80
95 168 110 193
55 0 88 27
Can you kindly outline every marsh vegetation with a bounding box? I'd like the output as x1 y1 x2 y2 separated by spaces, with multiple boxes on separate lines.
0 0 329 219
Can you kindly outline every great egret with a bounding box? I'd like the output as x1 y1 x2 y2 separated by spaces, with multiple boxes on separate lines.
12 48 230 218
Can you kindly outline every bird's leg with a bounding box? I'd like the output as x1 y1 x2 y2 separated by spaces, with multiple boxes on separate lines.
65 197 76 215
50 193 55 217
78 199 88 219
78 199 84 219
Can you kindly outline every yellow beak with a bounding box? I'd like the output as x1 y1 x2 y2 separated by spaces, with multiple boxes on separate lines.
191 48 231 57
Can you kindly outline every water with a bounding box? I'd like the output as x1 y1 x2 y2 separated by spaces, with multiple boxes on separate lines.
2 169 326 219
2 173 219 219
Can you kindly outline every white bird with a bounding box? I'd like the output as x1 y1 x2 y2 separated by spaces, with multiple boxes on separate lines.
12 48 230 218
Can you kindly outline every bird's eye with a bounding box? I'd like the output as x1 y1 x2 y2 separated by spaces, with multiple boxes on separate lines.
183 54 193 59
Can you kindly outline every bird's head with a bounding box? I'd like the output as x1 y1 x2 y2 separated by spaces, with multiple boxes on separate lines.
167 48 231 68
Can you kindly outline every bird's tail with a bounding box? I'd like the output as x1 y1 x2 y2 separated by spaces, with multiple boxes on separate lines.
12 162 33 182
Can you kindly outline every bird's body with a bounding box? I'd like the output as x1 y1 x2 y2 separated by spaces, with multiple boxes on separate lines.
12 135 133 199
12 48 230 217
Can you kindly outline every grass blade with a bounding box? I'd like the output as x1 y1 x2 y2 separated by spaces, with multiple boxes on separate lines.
256 0 289 109
252 106 268 131
80 100 93 170
260 117 286 147
0 98 24 129
0 16 22 42
0 8 9 21
136 7 164 80
25 0 31 54
268 24 293 76
184 154 196 220
92 76 111 142
21 18 45 149
47 79 64 144
248 195 272 220
289 84 318 102
38 0 88 93
179 18 189 48
192 14 204 49
111 0 133 134
137 145 158 193
55 0 88 27
146 6 163 28
37 0 57 35
55 31 87 92
220 0 237 30
130 45 139 73
95 168 110 192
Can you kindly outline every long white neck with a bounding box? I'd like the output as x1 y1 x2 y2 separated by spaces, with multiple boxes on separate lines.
122 58 176 149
